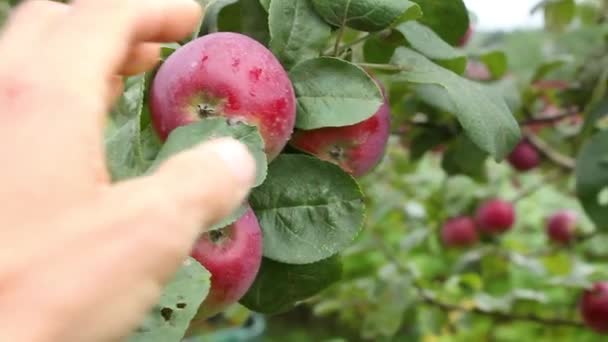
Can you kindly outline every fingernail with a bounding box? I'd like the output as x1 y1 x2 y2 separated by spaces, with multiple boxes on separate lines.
208 138 256 186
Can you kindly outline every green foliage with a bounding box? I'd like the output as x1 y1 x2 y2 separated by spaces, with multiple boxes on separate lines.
391 48 521 160
576 130 608 230
411 0 469 46
129 258 210 342
289 57 384 129
240 257 342 314
85 0 608 340
396 21 467 74
310 0 421 32
105 74 157 181
268 0 331 69
250 155 365 264
148 119 268 187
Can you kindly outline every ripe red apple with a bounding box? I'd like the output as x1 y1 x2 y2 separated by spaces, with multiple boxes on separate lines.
546 210 577 244
580 282 608 334
289 81 391 177
507 141 540 172
441 216 478 248
150 32 296 160
190 207 263 321
475 199 515 234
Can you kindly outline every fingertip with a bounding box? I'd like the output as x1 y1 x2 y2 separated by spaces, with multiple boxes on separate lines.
197 138 256 188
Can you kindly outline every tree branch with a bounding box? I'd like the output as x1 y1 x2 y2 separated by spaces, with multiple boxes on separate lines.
324 33 375 56
520 109 579 126
523 129 576 171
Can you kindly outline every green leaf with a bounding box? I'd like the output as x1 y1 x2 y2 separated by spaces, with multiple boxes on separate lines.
478 50 508 79
160 43 180 61
129 258 210 342
544 0 575 32
240 256 342 314
363 30 405 64
531 57 571 82
391 48 521 161
148 119 267 230
250 155 365 264
149 118 267 187
105 75 152 181
576 130 608 229
582 97 608 137
395 21 466 74
311 0 421 32
201 0 270 44
290 57 383 129
268 0 331 69
260 0 271 11
409 128 452 160
411 0 469 46
441 135 488 181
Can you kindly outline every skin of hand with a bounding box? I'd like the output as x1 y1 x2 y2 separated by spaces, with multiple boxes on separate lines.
0 1 256 341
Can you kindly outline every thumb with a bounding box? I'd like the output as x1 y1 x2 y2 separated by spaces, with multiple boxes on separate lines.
108 137 256 248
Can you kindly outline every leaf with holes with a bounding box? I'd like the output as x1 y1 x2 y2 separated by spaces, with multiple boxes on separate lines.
311 0 421 32
290 57 383 129
129 258 210 342
269 0 332 69
250 155 365 264
577 130 608 229
391 48 520 161
240 256 342 314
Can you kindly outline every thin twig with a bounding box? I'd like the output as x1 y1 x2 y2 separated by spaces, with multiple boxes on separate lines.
520 109 579 126
356 63 411 72
324 33 374 56
523 129 576 171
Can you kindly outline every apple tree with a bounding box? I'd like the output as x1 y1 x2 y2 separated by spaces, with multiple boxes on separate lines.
2 0 608 341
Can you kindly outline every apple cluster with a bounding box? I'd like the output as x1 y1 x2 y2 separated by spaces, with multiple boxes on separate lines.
442 202 579 248
148 32 391 320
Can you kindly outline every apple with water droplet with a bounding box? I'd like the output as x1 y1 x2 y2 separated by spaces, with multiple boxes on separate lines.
150 32 296 160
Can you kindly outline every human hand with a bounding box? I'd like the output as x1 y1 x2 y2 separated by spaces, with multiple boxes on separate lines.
0 1 255 341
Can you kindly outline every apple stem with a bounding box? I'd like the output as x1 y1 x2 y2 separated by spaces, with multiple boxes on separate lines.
324 32 376 56
520 108 579 126
356 63 412 73
197 103 216 118
209 229 224 243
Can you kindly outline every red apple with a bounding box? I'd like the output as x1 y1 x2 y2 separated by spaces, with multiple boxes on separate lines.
475 199 515 234
580 282 608 334
289 81 391 177
150 32 296 160
465 61 491 81
507 141 540 172
190 207 263 320
441 216 478 248
546 210 577 244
